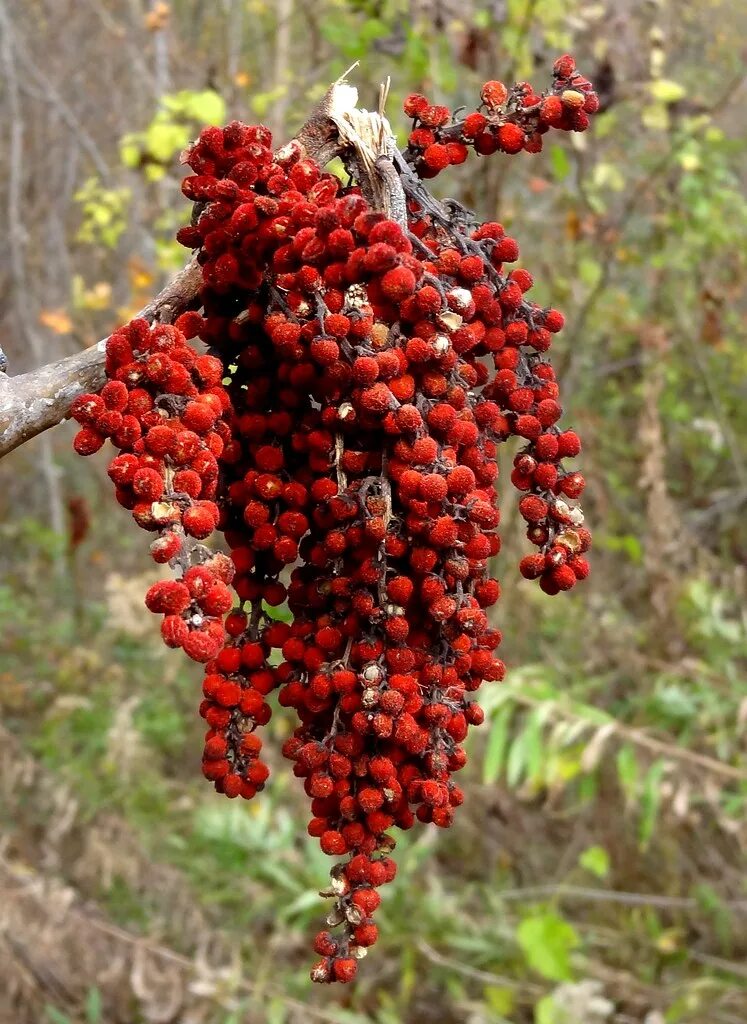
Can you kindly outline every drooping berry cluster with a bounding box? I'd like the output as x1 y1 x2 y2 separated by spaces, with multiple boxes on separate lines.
72 57 596 983
403 53 599 175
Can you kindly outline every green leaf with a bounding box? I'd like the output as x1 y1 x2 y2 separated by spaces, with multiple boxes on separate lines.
517 911 579 982
181 89 227 125
550 144 570 181
262 600 291 622
616 743 638 803
506 727 528 788
145 119 190 163
45 1009 72 1024
579 844 610 878
578 257 602 288
119 135 141 168
265 997 288 1024
85 988 102 1024
653 684 697 722
638 759 666 849
251 85 288 119
535 995 561 1024
484 985 514 1015
145 164 166 182
523 708 545 784
641 103 670 132
482 704 513 784
598 533 643 564
591 161 625 192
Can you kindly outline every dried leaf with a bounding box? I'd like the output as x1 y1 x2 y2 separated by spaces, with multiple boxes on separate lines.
580 721 617 773
39 308 73 335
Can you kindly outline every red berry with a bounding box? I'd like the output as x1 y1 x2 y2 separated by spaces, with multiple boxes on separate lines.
496 123 525 153
481 81 508 107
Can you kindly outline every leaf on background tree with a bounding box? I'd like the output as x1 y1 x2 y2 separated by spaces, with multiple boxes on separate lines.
615 743 639 805
169 89 226 125
39 309 73 335
550 144 570 181
144 2 170 32
649 78 686 104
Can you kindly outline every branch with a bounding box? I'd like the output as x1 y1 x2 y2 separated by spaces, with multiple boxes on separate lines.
0 260 202 457
0 76 363 459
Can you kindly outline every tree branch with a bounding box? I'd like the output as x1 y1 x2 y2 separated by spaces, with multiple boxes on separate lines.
0 76 366 459
0 260 203 457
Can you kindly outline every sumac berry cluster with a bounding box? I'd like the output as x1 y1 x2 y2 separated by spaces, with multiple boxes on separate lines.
404 54 599 175
72 56 595 983
71 319 237 661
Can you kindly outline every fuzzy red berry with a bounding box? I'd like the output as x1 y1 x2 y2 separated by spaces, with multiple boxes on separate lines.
496 123 525 153
481 81 508 107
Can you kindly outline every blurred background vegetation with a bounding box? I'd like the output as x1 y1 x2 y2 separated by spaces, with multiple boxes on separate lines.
1 1 746 1022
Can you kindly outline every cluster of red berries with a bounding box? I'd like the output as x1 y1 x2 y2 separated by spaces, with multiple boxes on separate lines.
72 57 594 984
71 318 242 662
403 54 599 176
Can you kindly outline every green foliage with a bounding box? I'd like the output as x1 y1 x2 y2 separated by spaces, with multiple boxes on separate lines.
85 988 102 1024
517 911 580 982
44 1009 73 1024
578 845 610 879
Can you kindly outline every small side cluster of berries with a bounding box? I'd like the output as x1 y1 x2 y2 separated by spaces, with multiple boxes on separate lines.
72 56 594 984
71 318 240 662
403 54 599 176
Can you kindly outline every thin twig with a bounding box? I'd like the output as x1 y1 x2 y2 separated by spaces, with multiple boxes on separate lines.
505 690 747 784
416 939 543 995
491 883 747 911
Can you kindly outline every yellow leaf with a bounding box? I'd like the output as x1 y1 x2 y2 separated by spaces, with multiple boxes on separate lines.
679 151 700 172
641 103 670 132
144 1 170 31
116 304 141 323
233 70 251 88
649 78 686 104
39 309 73 334
82 282 113 311
656 928 684 954
128 257 155 292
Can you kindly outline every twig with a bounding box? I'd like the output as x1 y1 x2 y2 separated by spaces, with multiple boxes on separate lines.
491 883 747 911
688 949 747 981
416 939 543 995
0 2 110 179
504 690 747 784
1 0 66 545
